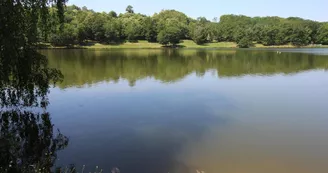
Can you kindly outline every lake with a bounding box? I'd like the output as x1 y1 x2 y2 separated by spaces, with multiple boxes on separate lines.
41 49 328 173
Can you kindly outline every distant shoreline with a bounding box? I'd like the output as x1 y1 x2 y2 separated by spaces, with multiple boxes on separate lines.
38 40 328 50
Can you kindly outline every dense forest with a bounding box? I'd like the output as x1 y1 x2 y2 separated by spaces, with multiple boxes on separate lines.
41 5 328 48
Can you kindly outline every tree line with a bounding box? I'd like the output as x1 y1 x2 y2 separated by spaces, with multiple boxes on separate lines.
41 5 328 48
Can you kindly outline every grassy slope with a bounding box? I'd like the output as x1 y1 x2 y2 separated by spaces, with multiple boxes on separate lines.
80 40 237 49
42 40 328 49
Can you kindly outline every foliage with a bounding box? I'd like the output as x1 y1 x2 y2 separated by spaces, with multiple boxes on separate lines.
109 10 118 18
126 5 134 14
153 10 189 39
42 5 327 48
157 23 182 46
317 23 328 45
144 17 158 42
104 18 122 43
237 37 253 48
190 25 207 44
83 13 107 41
120 13 146 41
0 1 68 173
218 15 253 42
189 18 210 44
288 26 312 46
50 24 78 46
1 0 65 108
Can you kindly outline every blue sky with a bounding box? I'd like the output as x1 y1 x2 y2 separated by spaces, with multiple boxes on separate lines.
68 0 327 21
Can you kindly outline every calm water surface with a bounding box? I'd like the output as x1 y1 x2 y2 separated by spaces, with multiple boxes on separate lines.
42 49 328 173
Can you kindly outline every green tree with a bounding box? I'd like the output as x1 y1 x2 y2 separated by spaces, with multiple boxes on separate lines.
317 23 328 45
82 13 107 41
77 24 88 44
153 10 189 39
126 5 134 14
251 24 265 43
119 13 146 41
237 37 252 48
104 18 122 43
109 10 118 18
190 25 207 44
289 26 311 46
50 23 78 46
157 24 181 46
217 15 253 42
211 23 225 41
144 17 157 42
0 0 65 100
261 25 280 45
189 17 211 44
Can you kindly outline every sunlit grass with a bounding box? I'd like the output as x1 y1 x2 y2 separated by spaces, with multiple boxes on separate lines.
179 40 237 48
80 40 237 49
80 40 160 49
39 40 328 49
84 40 162 49
254 43 328 48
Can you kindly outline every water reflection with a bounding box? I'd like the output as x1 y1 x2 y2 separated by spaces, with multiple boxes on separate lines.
51 84 232 173
43 49 328 173
0 48 68 172
0 111 68 173
43 49 328 88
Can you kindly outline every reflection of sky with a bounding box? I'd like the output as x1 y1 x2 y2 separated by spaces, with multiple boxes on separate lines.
49 70 328 173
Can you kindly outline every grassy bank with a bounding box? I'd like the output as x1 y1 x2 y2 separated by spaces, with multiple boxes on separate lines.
254 43 328 48
40 40 328 49
68 40 237 49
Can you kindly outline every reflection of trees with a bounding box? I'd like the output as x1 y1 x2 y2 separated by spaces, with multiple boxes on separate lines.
45 49 328 88
0 111 68 173
0 52 68 173
0 34 67 173
1 1 68 172
0 48 68 173
0 49 63 108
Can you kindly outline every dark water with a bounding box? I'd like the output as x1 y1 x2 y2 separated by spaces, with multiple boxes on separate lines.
42 49 328 173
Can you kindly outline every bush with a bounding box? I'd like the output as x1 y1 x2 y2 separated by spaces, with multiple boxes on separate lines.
237 37 252 48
